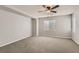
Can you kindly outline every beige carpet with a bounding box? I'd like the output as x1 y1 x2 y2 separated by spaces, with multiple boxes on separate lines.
0 36 79 53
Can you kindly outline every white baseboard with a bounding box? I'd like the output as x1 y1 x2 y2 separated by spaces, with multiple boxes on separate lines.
0 35 32 47
72 39 79 45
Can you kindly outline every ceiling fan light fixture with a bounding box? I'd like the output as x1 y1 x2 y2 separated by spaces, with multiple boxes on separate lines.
47 10 51 13
39 5 59 13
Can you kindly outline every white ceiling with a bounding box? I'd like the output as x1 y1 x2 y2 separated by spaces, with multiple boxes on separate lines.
5 5 79 18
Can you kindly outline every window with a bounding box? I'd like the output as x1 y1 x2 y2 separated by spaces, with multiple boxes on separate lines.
44 20 56 31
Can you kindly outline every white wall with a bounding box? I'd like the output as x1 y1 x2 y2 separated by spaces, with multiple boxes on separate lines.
0 9 32 47
39 15 72 39
72 11 79 44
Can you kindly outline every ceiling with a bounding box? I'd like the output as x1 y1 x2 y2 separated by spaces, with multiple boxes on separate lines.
5 5 79 18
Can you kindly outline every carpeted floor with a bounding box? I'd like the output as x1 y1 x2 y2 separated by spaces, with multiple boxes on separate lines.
0 36 79 53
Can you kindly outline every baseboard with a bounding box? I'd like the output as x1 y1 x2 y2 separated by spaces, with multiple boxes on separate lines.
39 35 72 39
0 35 32 47
72 39 79 45
52 36 72 39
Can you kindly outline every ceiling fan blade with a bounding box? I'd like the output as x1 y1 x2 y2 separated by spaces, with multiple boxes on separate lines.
52 5 59 9
51 11 57 13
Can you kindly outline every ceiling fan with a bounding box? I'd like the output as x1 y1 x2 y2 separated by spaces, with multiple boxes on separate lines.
39 5 59 13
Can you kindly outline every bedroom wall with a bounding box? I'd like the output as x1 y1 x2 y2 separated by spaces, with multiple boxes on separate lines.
0 9 32 47
39 15 72 39
72 11 79 44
